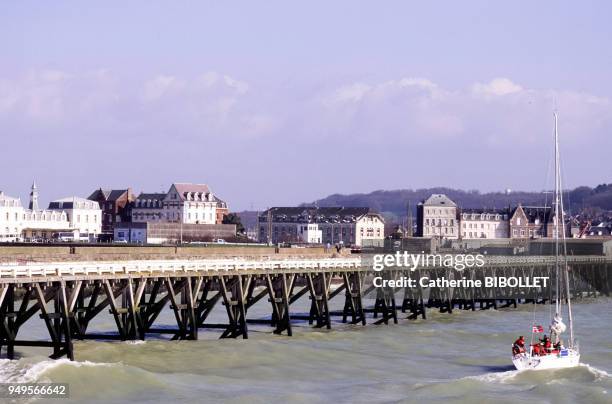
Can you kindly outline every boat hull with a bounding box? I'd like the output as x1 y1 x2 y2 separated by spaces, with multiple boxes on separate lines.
512 350 580 370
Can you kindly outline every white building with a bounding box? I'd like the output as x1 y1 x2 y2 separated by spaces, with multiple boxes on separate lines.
297 223 322 244
48 197 102 239
354 214 385 246
0 183 100 242
0 192 26 241
131 183 218 225
417 194 459 239
164 183 217 224
459 209 509 239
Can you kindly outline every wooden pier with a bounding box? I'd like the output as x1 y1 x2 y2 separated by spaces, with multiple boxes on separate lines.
0 255 610 360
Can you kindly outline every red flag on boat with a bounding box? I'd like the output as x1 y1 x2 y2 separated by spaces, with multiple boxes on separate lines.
532 325 544 333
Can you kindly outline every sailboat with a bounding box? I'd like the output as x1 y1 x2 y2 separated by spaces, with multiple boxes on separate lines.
511 113 580 370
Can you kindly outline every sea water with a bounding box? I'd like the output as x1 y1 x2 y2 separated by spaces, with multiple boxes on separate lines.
1 297 610 403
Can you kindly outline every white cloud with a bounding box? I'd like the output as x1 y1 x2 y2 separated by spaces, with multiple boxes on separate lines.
223 75 249 95
0 70 264 136
397 77 437 90
143 75 185 101
0 70 609 152
317 77 611 144
472 77 523 97
326 82 371 104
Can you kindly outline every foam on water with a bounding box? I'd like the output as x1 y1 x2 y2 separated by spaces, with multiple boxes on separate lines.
0 358 118 383
125 340 147 345
579 363 612 381
462 362 611 386
463 369 522 384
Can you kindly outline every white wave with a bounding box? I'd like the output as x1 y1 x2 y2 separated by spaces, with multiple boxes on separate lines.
464 363 611 385
579 363 611 380
463 369 522 384
0 358 119 383
125 340 146 345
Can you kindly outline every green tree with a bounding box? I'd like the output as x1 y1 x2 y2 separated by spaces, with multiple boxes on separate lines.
222 213 245 234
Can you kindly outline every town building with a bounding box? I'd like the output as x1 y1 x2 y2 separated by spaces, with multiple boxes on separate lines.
131 183 221 225
297 223 323 243
21 207 72 241
48 197 102 241
215 196 229 224
509 205 552 239
88 188 135 240
0 183 101 242
0 192 25 241
459 209 510 239
258 207 385 247
164 183 217 224
416 194 459 239
131 193 166 223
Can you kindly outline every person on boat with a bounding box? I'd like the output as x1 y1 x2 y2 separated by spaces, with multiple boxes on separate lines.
532 343 542 356
540 335 552 354
512 336 525 355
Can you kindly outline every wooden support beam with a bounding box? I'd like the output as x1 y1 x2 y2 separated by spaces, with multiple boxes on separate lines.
164 278 187 340
103 279 126 340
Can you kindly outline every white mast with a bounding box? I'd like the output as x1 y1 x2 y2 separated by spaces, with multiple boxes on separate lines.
554 112 574 347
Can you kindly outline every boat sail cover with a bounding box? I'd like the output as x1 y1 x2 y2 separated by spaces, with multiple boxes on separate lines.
550 314 567 335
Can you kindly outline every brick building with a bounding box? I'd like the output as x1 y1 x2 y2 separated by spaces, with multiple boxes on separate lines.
509 205 552 239
88 188 135 240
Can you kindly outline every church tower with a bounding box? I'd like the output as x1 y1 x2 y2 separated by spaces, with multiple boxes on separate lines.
29 181 39 211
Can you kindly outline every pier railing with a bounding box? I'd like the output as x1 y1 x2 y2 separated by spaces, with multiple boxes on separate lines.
0 257 362 279
0 255 610 280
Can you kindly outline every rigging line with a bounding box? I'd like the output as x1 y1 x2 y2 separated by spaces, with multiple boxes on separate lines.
540 129 554 323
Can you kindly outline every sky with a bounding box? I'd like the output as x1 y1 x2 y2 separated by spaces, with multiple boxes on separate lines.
1 1 611 210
